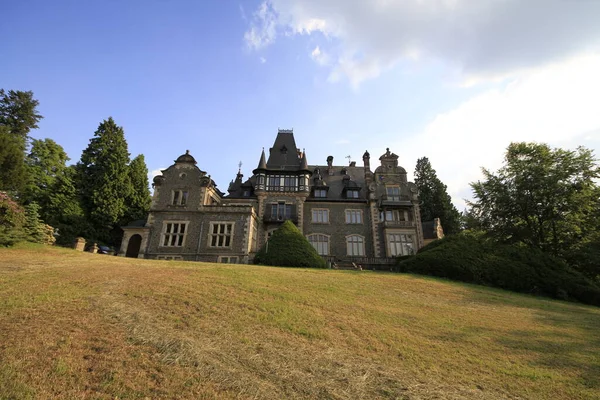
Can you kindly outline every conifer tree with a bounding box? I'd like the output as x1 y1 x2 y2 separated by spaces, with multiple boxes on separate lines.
78 117 132 243
414 157 461 235
123 154 151 222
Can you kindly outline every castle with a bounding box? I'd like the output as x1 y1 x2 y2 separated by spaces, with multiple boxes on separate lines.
119 130 440 266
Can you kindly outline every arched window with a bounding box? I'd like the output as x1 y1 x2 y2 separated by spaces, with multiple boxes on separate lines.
346 235 365 256
307 234 329 255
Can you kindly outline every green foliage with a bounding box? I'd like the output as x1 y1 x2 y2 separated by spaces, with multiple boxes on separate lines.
254 221 326 268
469 142 600 257
0 191 26 246
123 154 151 223
398 234 600 306
0 127 27 192
23 202 55 245
0 89 43 141
414 157 461 235
77 117 132 243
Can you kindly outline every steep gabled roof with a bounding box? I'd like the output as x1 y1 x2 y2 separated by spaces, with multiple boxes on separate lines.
266 130 301 170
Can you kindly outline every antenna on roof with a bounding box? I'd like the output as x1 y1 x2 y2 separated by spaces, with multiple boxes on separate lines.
346 155 352 165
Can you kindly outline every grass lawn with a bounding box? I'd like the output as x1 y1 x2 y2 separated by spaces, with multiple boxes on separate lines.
1 243 599 399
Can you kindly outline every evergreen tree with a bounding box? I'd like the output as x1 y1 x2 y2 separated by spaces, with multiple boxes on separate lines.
123 154 151 222
0 89 43 193
23 202 51 244
78 117 132 243
254 220 326 268
414 157 462 235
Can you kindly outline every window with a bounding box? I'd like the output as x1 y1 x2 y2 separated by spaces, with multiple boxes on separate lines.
172 190 188 205
307 234 329 255
219 256 239 264
266 175 298 191
346 235 365 256
380 210 409 222
271 202 292 220
157 255 182 260
345 210 363 224
346 190 359 199
312 209 329 223
314 189 327 198
209 222 234 248
161 222 188 247
387 234 414 256
386 186 400 201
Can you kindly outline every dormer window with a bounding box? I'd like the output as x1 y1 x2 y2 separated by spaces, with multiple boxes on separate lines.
346 190 359 199
386 186 400 201
280 145 288 154
314 189 327 198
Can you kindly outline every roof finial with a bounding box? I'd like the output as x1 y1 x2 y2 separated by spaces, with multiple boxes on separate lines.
186 149 190 154
238 161 242 173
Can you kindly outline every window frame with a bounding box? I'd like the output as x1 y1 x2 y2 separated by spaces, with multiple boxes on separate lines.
345 209 363 224
385 186 401 201
160 221 189 247
307 233 330 255
208 222 235 248
387 233 414 256
311 208 330 224
346 234 365 256
171 190 188 206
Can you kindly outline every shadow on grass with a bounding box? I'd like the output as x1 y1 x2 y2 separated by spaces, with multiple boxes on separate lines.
464 287 600 390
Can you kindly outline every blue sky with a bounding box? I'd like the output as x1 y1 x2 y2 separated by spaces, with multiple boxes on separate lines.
2 0 600 209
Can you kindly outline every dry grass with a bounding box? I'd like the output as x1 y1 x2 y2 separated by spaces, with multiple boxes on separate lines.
1 243 599 399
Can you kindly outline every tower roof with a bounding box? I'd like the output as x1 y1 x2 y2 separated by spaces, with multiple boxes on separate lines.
266 129 301 170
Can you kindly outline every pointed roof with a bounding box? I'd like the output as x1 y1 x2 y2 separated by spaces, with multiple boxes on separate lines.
266 130 301 170
253 148 267 174
299 149 309 172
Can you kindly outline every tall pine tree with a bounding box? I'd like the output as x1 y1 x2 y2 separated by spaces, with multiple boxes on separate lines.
414 157 461 235
78 117 132 243
0 89 43 193
123 154 151 222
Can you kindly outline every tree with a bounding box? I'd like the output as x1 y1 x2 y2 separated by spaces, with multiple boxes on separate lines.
0 89 43 142
254 220 326 268
0 89 43 193
0 126 27 192
0 191 26 246
123 154 151 223
468 142 600 257
23 138 70 211
414 157 462 235
77 117 132 243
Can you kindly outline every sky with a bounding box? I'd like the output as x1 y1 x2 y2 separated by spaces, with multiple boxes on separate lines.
2 0 600 210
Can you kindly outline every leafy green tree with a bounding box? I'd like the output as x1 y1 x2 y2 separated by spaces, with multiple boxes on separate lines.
23 202 55 244
254 220 326 268
414 157 462 235
123 154 151 223
469 142 600 257
23 138 70 210
0 126 27 192
77 117 132 243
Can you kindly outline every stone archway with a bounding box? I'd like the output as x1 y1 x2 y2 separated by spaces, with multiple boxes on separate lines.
125 234 142 258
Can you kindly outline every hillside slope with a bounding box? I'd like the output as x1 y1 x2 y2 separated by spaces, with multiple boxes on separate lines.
1 244 599 399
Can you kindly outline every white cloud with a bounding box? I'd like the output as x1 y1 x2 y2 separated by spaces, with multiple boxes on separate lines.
260 57 267 64
396 54 600 209
310 45 329 66
244 0 600 86
243 1 278 50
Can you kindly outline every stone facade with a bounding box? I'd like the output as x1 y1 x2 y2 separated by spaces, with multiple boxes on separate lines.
120 130 426 265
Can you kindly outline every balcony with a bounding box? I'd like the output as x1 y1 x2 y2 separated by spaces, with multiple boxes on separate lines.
378 194 412 208
382 220 415 228
263 214 298 224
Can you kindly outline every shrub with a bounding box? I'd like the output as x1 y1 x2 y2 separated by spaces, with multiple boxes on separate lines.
254 220 326 268
0 191 26 246
398 234 600 307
